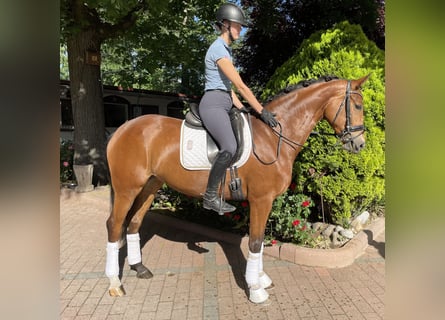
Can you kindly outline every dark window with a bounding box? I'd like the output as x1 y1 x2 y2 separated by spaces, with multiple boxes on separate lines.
167 101 185 119
104 95 130 127
131 105 159 119
60 98 74 130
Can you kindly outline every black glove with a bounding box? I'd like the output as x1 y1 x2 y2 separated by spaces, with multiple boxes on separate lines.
239 106 250 113
260 109 278 127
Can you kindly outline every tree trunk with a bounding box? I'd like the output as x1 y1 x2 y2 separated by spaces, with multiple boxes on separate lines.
67 29 108 185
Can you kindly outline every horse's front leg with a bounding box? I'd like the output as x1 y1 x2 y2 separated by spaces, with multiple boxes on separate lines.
245 199 274 303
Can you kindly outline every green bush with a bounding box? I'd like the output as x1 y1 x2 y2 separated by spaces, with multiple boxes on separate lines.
265 188 315 246
60 139 75 183
263 21 385 226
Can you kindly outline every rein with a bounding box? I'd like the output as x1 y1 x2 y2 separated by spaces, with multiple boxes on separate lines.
250 80 365 165
248 116 305 166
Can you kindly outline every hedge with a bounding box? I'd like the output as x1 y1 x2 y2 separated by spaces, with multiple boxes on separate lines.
262 21 385 226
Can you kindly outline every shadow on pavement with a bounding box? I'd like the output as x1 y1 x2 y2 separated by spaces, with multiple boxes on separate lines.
364 229 385 258
118 210 249 296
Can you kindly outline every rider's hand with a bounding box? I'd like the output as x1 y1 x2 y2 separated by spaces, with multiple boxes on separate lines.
260 109 278 127
239 106 250 113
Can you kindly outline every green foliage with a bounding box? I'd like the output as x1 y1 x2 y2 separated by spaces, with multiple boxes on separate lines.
60 139 75 183
263 21 385 225
99 0 224 95
266 190 315 246
151 185 250 235
237 0 383 91
61 0 224 95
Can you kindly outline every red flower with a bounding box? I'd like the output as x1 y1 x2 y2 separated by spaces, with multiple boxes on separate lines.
233 214 241 221
241 201 249 208
292 219 300 226
302 200 310 207
289 182 296 191
224 212 231 217
271 239 277 245
301 225 307 231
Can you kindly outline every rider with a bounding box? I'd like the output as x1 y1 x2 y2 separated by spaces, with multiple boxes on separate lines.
200 3 278 214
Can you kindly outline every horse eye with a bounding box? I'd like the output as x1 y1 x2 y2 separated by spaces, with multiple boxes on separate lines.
355 104 363 110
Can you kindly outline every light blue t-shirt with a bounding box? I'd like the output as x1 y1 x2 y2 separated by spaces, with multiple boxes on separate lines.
204 37 232 92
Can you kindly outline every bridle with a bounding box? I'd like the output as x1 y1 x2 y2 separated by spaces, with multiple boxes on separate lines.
251 80 365 165
331 80 365 145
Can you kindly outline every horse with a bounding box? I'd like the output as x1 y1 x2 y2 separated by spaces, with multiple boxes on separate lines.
104 75 369 304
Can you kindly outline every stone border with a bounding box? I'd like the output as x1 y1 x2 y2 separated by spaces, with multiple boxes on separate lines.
149 211 385 269
271 217 385 268
64 187 385 269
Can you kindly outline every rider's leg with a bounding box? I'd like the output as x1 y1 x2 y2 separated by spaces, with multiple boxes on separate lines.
203 150 236 214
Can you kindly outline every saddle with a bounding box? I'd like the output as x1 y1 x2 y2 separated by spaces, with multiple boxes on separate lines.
185 103 245 165
184 103 245 200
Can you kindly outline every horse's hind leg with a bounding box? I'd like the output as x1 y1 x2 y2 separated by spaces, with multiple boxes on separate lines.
105 176 163 296
105 192 135 296
126 177 163 279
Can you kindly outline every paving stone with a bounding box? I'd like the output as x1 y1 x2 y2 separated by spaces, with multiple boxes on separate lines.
60 188 385 319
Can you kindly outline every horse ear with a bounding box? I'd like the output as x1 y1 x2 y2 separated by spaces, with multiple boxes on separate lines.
352 74 370 90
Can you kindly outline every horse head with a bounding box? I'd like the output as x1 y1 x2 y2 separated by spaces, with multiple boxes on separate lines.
324 75 369 153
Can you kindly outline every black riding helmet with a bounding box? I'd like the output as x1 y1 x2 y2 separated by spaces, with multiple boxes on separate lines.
216 3 248 27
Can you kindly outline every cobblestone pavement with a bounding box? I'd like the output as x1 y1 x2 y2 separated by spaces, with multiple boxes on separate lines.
60 187 385 320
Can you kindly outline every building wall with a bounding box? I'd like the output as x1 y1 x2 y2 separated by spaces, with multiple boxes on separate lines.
60 82 200 140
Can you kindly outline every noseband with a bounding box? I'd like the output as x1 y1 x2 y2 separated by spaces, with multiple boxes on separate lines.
332 81 365 144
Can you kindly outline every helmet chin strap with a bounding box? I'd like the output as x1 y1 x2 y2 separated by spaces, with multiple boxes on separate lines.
228 23 235 42
222 22 235 42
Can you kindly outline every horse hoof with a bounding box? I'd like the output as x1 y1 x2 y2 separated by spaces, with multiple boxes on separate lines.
249 285 269 304
109 285 126 297
259 272 273 289
130 262 154 279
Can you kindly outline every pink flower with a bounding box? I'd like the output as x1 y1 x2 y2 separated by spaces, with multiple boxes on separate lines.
271 239 277 245
292 219 300 226
63 161 69 167
302 200 310 207
241 201 249 208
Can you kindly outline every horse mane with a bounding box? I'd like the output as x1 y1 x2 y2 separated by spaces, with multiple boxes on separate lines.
264 75 339 104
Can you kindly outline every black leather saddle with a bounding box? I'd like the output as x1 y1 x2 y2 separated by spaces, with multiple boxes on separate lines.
184 103 245 164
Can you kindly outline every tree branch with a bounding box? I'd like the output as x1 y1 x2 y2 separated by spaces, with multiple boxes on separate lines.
97 1 148 41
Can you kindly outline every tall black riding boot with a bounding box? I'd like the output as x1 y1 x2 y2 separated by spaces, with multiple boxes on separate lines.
203 150 236 215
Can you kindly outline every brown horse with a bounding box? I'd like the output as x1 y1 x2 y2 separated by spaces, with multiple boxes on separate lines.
105 75 369 303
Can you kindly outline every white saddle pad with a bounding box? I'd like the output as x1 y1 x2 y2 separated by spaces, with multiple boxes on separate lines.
180 113 252 170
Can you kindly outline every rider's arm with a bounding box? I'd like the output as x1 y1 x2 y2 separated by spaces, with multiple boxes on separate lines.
231 91 245 109
217 57 264 114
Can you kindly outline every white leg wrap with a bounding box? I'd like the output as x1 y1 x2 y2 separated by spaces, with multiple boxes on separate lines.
258 242 264 273
259 271 273 289
256 242 272 288
245 251 260 287
249 285 269 303
126 233 141 265
105 241 119 278
246 250 269 303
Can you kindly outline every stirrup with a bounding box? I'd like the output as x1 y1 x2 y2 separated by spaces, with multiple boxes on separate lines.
203 196 236 215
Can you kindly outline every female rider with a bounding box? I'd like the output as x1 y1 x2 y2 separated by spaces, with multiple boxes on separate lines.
199 3 278 214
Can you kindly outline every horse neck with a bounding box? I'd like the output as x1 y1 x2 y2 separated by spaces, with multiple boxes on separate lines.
266 82 332 153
